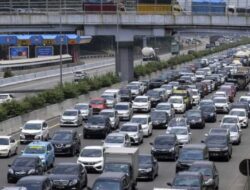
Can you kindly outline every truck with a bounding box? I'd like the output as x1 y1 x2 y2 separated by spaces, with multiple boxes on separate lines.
171 41 180 55
227 66 250 90
103 147 139 190
141 47 160 61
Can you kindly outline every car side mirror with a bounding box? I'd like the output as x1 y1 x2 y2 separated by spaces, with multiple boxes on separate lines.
201 140 205 143
167 182 172 186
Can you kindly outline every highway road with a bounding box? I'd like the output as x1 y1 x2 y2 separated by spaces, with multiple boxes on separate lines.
0 61 248 190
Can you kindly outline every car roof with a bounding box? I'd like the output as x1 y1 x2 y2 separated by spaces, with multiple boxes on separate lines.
100 109 116 113
230 108 246 112
223 115 238 118
176 171 202 177
201 99 213 102
75 103 89 105
26 120 45 124
55 129 76 133
116 102 130 105
169 96 183 99
83 146 103 150
213 96 227 99
64 109 78 112
157 102 171 106
122 122 140 126
107 132 126 137
98 172 126 179
191 161 214 167
132 114 149 118
183 143 206 149
135 96 148 98
156 134 176 139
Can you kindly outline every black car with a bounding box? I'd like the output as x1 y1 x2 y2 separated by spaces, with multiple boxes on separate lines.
167 171 206 190
50 129 81 156
49 163 87 190
151 110 169 129
16 176 52 190
7 156 44 183
186 109 205 129
149 78 164 89
200 105 217 122
145 90 162 107
189 161 219 190
137 154 158 181
150 134 179 161
119 88 132 102
203 134 232 161
176 144 209 173
83 115 111 139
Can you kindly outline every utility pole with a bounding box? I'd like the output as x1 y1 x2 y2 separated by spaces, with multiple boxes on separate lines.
59 0 63 87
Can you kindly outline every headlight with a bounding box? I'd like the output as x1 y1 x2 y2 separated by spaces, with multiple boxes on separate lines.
151 147 156 151
41 158 46 163
205 178 214 185
221 147 228 151
144 168 152 172
198 118 202 122
20 133 25 138
133 134 138 138
65 144 72 148
28 169 36 174
169 147 175 152
95 161 103 165
69 179 78 186
8 168 14 174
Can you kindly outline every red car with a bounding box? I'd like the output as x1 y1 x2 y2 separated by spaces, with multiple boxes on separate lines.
90 98 107 114
224 82 237 97
220 85 234 102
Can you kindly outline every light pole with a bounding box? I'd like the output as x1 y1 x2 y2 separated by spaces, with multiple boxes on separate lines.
116 0 120 78
59 0 63 87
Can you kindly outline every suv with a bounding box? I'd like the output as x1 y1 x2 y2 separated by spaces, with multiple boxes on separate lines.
132 96 151 112
131 114 152 137
16 176 52 190
60 109 83 127
90 98 108 114
100 109 120 130
20 120 49 143
50 129 81 156
151 110 169 129
83 115 111 139
115 102 133 121
213 97 230 113
155 102 175 119
186 109 205 129
119 88 132 102
200 105 217 122
168 96 186 113
119 122 144 145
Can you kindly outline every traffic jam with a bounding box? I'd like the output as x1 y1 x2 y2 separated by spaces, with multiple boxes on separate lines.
1 46 250 190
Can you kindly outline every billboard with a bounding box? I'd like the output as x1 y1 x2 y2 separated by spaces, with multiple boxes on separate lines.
35 46 54 57
9 46 29 60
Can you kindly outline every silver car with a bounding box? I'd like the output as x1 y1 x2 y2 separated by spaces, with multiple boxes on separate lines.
155 102 175 119
74 103 92 120
119 122 144 145
100 109 120 130
60 109 83 127
103 133 131 148
115 102 133 121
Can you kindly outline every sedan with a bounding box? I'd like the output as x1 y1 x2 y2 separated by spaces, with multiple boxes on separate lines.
186 109 205 129
132 96 151 112
200 105 217 122
151 110 169 129
229 108 248 128
131 114 152 137
74 103 92 120
166 127 192 146
221 124 242 145
137 154 158 181
0 136 18 157
119 123 144 145
99 109 120 130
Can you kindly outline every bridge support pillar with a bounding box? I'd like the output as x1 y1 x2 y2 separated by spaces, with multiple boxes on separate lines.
115 42 134 82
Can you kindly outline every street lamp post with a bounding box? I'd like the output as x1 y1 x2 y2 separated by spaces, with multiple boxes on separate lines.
59 0 63 87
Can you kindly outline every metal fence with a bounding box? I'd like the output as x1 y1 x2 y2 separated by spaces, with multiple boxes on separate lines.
0 0 250 15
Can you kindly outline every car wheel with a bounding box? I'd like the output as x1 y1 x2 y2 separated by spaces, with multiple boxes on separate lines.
7 151 11 158
7 178 14 184
149 172 154 181
14 147 18 155
141 138 144 144
225 153 230 162
71 147 76 156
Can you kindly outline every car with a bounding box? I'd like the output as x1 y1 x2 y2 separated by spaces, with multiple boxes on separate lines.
150 134 179 161
7 156 44 183
229 108 248 128
0 136 18 157
103 133 131 148
201 80 212 93
172 87 192 109
22 141 55 171
103 89 120 104
16 176 52 190
73 70 88 82
212 91 228 99
200 105 217 122
119 88 132 102
149 78 164 89
167 171 206 190
186 109 205 129
74 103 92 120
137 154 158 181
176 144 209 173
126 84 141 97
20 120 49 143
166 126 192 146
230 102 250 118
168 117 189 129
129 81 145 94
239 96 250 107
90 172 132 190
49 163 88 190
168 96 186 113
199 99 215 108
153 88 168 101
83 115 111 139
90 98 108 114
100 109 120 130
50 129 81 156
131 114 152 137
101 93 117 108
220 115 240 129
145 90 162 107
140 80 150 93
203 134 232 161
196 82 208 97
191 89 201 105
155 102 175 119
119 122 144 145
77 146 104 173
151 110 169 129
115 102 133 121
213 97 230 113
160 84 173 96
188 161 219 190
60 109 83 127
221 124 242 145
0 93 13 104
168 81 180 90
132 96 151 112
220 85 234 102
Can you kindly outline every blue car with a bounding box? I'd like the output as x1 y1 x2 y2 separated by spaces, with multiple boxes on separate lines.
22 141 55 171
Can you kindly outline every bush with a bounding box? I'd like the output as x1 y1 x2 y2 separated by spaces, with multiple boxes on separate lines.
39 88 64 104
0 107 7 121
62 83 80 99
3 70 14 78
23 95 46 111
1 100 25 118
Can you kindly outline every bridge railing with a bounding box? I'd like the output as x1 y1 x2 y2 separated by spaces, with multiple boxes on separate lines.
0 0 250 16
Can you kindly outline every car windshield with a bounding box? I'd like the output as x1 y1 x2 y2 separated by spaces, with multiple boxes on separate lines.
115 105 129 110
92 180 120 190
156 104 170 110
134 97 147 102
214 98 227 103
101 95 114 100
88 117 105 125
105 135 124 144
200 101 213 106
192 91 199 95
13 158 36 167
146 91 160 97
206 135 227 146
151 112 166 120
163 85 172 90
63 111 77 116
17 181 42 190
230 111 246 117
81 149 102 157
24 146 46 154
0 95 8 99
52 132 72 141
100 111 114 118
169 98 182 104
74 104 88 110
223 117 238 123
187 111 201 117
139 155 152 165
52 165 79 175
0 138 9 145
155 136 174 146
131 117 147 124
169 119 185 127
221 125 238 132
179 149 204 161
239 98 250 103
168 128 188 135
173 175 200 187
23 123 41 130
90 100 104 105
127 85 139 90
120 125 137 132
201 106 215 112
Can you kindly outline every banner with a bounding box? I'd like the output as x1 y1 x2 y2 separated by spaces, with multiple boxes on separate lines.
9 46 29 60
35 46 54 57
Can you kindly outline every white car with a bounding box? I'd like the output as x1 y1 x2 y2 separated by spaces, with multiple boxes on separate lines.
161 84 173 96
239 96 250 106
115 102 133 121
220 115 241 129
213 97 230 113
74 103 92 120
213 91 228 99
126 84 141 97
131 114 153 137
166 126 191 146
99 109 120 129
77 146 104 172
0 136 18 157
221 124 242 145
103 133 131 148
132 96 151 112
119 122 144 145
0 94 13 104
229 108 248 128
155 102 175 118
129 81 145 94
101 93 117 108
20 120 49 143
60 109 83 127
168 96 186 113
195 70 206 81
191 89 200 105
